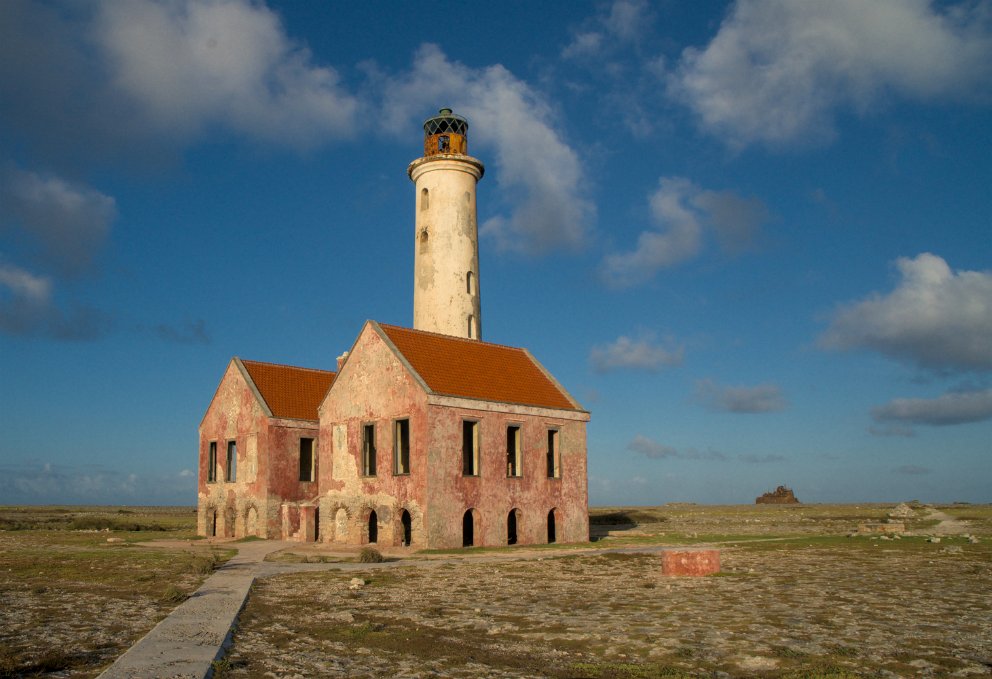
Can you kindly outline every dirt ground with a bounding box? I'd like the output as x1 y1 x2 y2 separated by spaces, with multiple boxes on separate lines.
217 503 992 678
2 503 990 678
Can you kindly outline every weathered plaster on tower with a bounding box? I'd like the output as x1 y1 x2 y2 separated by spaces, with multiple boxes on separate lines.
409 109 485 340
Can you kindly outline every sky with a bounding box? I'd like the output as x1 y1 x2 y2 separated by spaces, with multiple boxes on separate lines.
0 0 990 507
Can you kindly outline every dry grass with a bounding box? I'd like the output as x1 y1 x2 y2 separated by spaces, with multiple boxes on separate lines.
0 505 228 678
219 502 992 678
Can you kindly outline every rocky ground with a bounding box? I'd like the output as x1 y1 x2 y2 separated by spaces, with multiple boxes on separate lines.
2 503 989 678
217 503 992 678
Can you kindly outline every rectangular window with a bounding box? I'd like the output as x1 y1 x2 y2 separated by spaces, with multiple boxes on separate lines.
299 437 315 482
506 425 521 477
226 440 237 482
462 420 479 476
208 442 217 483
546 429 560 479
362 424 377 476
394 419 410 475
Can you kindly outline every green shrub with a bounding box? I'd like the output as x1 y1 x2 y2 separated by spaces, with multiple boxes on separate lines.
359 547 384 563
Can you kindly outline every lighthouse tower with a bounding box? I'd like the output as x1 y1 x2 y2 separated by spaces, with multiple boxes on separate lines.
408 108 485 340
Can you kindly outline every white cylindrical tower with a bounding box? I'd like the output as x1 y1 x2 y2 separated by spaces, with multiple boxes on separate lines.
408 108 485 340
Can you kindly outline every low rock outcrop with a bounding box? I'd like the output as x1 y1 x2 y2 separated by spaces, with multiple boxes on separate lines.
755 485 799 504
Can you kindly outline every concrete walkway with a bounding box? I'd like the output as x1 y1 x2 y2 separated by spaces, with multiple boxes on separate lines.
97 540 715 678
97 541 281 679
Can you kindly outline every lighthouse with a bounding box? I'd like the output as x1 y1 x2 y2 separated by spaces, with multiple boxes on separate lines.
408 108 485 340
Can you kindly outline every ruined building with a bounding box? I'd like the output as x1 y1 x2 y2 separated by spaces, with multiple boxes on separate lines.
198 109 590 549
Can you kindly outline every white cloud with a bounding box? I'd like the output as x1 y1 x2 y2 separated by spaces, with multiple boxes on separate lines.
93 0 359 148
590 332 683 373
0 262 51 302
0 462 195 505
695 378 787 413
628 435 728 461
0 166 116 276
562 0 651 58
669 0 992 148
820 253 992 372
872 388 992 426
376 44 592 255
600 176 768 288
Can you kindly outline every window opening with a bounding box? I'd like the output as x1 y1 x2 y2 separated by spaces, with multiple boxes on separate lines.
419 228 429 254
507 509 519 545
421 187 429 210
548 509 557 544
314 507 320 542
506 425 521 477
394 419 410 474
299 438 314 482
546 429 560 478
467 315 474 339
362 424 377 476
401 510 412 547
462 420 479 476
208 442 217 483
226 441 237 482
438 135 450 152
462 509 474 547
368 510 378 544
466 271 474 295
209 509 217 537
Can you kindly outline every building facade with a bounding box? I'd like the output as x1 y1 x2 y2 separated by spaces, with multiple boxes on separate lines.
197 110 589 548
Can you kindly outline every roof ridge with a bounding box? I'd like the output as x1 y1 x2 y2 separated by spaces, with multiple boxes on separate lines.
240 358 335 375
376 322 526 352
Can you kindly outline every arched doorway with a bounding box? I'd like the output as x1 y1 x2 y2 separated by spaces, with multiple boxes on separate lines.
207 507 217 537
224 505 236 538
368 509 378 544
314 507 320 542
507 508 520 545
547 508 557 544
462 509 474 547
401 510 412 547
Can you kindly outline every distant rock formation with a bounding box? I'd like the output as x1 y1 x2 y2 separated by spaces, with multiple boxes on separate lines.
755 485 799 504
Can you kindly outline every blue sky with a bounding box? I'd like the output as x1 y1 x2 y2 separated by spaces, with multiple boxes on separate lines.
1 0 990 506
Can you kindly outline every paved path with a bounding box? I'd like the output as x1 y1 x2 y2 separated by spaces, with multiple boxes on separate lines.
97 540 716 678
97 541 282 679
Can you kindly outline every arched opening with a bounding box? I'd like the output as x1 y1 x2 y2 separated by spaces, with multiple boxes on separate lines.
462 509 474 547
367 509 378 544
507 508 520 545
401 510 412 547
467 315 474 339
466 271 474 295
207 508 217 537
245 506 258 537
547 508 557 544
314 507 320 542
421 187 429 211
334 507 348 543
419 228 429 254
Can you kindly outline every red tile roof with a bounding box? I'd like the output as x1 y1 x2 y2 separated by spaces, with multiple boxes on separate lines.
240 360 335 420
378 324 579 411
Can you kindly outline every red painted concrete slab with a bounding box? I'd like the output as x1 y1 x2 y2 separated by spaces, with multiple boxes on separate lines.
661 549 721 576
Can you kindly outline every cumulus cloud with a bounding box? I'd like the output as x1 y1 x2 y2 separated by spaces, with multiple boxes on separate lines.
0 261 111 340
600 176 769 288
561 0 651 58
0 462 196 505
374 44 592 255
871 388 992 426
628 435 728 461
668 0 992 148
0 166 116 276
92 0 358 148
695 378 787 413
820 253 992 372
590 332 683 373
